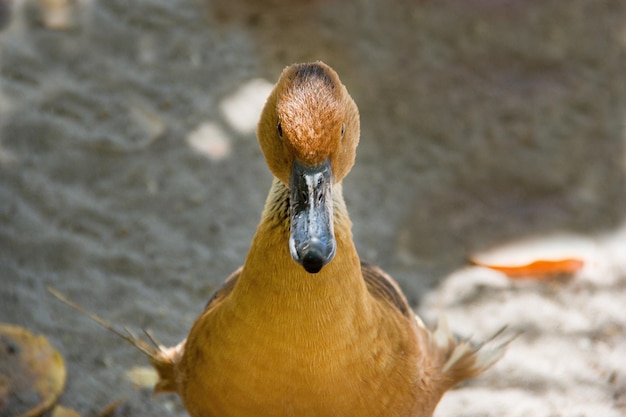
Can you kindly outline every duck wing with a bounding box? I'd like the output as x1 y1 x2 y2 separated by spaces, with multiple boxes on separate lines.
149 266 243 394
360 261 511 391
203 266 242 311
361 261 413 320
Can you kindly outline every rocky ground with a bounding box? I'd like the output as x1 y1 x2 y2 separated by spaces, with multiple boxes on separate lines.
1 0 625 416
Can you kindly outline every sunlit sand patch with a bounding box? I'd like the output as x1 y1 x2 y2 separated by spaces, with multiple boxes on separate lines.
429 227 626 417
187 121 232 161
219 78 273 135
37 0 76 30
130 104 165 144
598 220 626 277
51 405 82 417
125 366 159 389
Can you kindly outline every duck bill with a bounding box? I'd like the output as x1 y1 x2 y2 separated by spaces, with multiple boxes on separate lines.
289 159 336 274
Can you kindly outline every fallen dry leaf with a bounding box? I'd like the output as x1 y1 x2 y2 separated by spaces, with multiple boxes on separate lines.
0 323 66 417
470 233 592 280
471 258 585 279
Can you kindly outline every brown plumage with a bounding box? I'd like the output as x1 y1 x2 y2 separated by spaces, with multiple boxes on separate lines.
58 61 510 417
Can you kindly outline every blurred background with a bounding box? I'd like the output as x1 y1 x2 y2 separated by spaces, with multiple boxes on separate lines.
1 0 625 416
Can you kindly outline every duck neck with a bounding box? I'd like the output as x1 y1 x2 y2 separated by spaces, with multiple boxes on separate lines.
233 178 368 315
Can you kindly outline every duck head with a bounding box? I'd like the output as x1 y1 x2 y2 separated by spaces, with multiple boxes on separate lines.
257 62 360 274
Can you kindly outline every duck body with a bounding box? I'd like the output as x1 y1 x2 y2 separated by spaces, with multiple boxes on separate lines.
149 62 506 417
179 182 434 417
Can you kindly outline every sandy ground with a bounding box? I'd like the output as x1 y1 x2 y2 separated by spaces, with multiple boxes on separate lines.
1 0 625 416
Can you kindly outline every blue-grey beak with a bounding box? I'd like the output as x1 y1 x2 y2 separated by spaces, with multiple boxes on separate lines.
289 159 336 274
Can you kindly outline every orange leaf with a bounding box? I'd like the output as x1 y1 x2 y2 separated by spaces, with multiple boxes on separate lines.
472 258 585 279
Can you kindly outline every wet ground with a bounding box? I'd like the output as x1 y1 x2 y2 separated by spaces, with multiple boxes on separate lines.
1 0 625 416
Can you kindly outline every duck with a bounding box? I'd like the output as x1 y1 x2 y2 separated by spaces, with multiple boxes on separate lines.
59 61 509 417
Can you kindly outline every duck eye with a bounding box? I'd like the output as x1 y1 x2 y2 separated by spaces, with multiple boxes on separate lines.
340 123 345 138
277 122 283 139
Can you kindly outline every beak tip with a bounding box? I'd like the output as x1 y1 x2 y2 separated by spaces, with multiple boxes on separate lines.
301 252 325 274
290 238 336 274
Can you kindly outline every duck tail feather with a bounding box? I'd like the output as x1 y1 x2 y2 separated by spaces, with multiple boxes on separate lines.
48 286 181 394
430 317 515 386
150 340 185 394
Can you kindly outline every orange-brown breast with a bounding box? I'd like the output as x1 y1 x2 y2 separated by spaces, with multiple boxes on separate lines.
176 218 437 417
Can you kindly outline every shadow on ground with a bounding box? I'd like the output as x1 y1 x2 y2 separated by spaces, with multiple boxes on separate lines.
1 0 625 416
